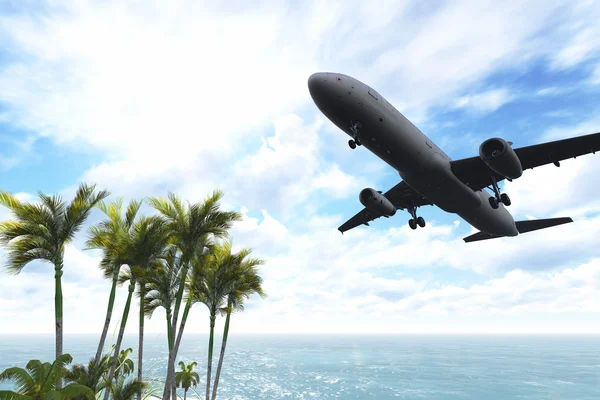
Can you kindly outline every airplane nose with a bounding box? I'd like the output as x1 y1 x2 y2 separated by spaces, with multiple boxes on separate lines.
307 72 329 99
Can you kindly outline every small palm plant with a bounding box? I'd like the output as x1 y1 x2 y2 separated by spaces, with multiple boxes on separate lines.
0 354 95 400
108 376 147 400
114 347 135 379
175 361 200 400
65 353 111 397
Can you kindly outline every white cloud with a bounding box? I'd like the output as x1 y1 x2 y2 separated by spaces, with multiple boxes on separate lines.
588 63 600 85
453 88 515 114
535 86 576 97
0 0 590 186
2 0 600 336
549 1 600 70
542 114 600 141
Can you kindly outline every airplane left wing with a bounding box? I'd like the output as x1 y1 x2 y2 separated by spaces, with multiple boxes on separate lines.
450 131 600 191
338 181 432 233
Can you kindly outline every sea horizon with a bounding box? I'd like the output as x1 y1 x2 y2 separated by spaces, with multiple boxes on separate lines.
1 333 599 399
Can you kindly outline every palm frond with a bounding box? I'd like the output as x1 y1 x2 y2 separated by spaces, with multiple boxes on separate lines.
0 367 34 394
0 390 32 400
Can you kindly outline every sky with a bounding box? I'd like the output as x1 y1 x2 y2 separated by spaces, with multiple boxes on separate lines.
0 0 599 336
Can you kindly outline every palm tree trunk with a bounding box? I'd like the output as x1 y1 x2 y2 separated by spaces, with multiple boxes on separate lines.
137 286 146 400
170 262 189 346
184 388 187 400
104 280 135 400
54 257 64 389
95 270 119 365
167 310 174 351
211 303 232 400
165 261 189 400
161 310 173 400
165 297 192 400
206 313 216 400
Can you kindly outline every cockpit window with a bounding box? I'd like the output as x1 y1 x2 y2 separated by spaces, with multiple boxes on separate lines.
368 87 379 100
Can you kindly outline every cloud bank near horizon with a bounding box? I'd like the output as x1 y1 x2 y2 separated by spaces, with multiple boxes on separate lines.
1 0 600 334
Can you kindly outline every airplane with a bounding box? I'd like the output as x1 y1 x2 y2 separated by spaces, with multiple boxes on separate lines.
307 72 600 243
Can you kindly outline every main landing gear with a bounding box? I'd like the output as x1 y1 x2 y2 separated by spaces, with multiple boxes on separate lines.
348 121 362 149
488 175 511 209
407 203 426 230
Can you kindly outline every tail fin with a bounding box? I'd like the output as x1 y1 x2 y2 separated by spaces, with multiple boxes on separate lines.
463 217 573 243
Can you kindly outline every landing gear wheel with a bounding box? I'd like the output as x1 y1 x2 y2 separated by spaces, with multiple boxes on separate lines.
355 137 362 146
348 139 356 149
408 219 417 230
489 196 499 209
500 193 511 206
416 216 426 228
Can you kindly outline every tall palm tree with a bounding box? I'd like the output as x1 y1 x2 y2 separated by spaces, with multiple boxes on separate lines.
147 191 241 400
86 198 142 367
0 354 95 400
129 216 171 400
189 242 242 400
175 362 199 400
103 215 170 400
0 183 109 387
211 246 265 400
169 243 213 400
104 265 138 400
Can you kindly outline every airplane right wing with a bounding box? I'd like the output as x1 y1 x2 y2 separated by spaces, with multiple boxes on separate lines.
338 181 432 233
450 131 600 191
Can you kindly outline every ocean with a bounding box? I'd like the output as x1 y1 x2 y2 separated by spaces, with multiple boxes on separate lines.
0 334 599 399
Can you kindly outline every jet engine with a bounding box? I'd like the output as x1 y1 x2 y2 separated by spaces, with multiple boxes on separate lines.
359 188 396 216
479 138 523 179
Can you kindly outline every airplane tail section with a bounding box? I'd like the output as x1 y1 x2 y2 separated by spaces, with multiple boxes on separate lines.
463 217 573 243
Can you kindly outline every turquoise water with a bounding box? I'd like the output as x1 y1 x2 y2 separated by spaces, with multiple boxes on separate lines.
1 334 599 399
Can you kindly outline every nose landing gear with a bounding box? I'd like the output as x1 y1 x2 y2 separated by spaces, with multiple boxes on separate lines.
348 121 362 149
488 175 511 209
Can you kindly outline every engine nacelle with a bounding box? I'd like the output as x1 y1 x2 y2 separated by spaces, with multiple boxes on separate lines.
359 188 396 216
479 138 523 179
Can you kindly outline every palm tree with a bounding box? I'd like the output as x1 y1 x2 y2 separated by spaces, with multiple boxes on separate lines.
0 183 109 387
146 191 241 400
104 265 138 400
65 354 111 397
108 376 147 400
86 198 142 367
189 242 243 400
0 354 95 400
103 216 170 400
175 362 199 400
211 245 265 400
114 347 135 379
168 243 213 400
144 247 182 360
129 216 171 400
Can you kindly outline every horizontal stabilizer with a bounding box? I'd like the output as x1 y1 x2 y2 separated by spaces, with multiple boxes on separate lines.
463 231 504 243
515 217 573 233
463 217 573 243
